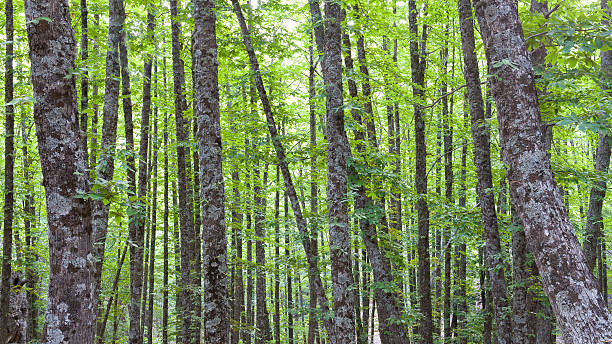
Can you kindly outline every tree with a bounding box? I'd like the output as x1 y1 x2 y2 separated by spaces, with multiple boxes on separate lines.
473 0 612 342
25 0 95 341
192 0 230 341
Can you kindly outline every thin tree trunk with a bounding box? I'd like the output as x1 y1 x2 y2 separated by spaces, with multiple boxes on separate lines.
457 1 513 342
146 101 158 344
408 1 432 342
0 0 15 336
162 54 170 344
193 0 230 339
584 0 612 276
308 32 319 344
455 97 468 344
80 0 89 163
232 1 337 340
274 167 281 344
170 0 198 340
172 181 182 343
473 0 612 341
97 240 129 343
91 0 121 315
255 162 271 343
285 194 294 344
25 0 95 341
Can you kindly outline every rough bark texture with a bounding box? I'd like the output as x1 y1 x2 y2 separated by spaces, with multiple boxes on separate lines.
193 0 230 340
0 0 15 337
25 0 96 341
322 1 356 342
91 0 122 317
408 1 433 343
457 0 513 342
232 1 336 341
473 0 612 342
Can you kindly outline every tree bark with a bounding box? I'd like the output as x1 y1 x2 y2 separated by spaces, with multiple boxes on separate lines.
25 0 95 341
457 0 513 342
91 0 122 318
473 0 612 342
79 0 89 164
321 1 357 341
0 0 15 337
408 1 433 342
162 58 170 344
170 0 198 341
193 0 230 339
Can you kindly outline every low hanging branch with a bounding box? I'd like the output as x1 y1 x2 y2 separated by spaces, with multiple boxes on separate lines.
230 0 336 341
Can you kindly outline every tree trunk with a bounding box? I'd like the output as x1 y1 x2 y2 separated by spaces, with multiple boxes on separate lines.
25 0 95 340
473 0 612 341
285 193 294 344
79 0 89 164
321 1 356 341
457 0 513 342
146 98 158 344
170 0 198 341
0 0 15 337
163 60 170 344
192 0 230 340
308 32 319 344
91 0 122 317
255 162 271 343
408 1 432 342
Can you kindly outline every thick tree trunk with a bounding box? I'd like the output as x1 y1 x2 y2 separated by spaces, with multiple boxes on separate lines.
473 0 612 342
321 1 356 341
232 1 337 340
193 0 230 340
308 37 319 344
0 0 15 337
408 1 433 343
457 1 513 342
25 0 95 341
91 0 123 318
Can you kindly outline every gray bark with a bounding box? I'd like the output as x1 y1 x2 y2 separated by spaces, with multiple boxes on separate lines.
24 0 96 341
473 0 612 342
192 0 230 340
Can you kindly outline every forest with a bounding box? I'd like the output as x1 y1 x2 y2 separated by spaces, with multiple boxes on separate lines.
0 0 611 342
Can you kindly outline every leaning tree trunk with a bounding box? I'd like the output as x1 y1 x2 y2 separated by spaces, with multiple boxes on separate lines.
231 0 337 340
25 0 95 341
0 0 15 337
472 0 612 342
193 0 230 340
457 0 513 342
